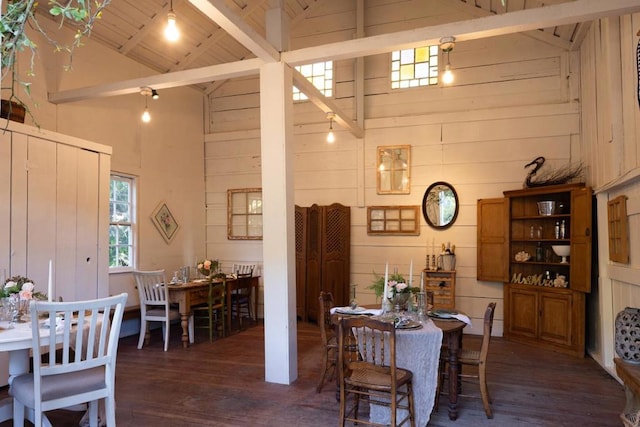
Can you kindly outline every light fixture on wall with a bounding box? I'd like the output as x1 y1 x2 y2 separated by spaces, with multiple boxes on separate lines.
326 112 336 143
439 36 455 85
140 87 152 123
151 89 160 100
164 0 180 42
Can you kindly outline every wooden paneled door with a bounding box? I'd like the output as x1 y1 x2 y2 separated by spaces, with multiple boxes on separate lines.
320 203 350 312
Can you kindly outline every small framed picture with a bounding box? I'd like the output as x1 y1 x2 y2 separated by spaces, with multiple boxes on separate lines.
151 201 179 244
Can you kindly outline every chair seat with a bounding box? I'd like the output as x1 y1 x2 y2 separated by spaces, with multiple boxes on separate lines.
12 367 105 407
458 349 481 365
346 363 413 391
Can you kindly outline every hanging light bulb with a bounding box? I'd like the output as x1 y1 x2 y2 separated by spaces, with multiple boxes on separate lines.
439 36 456 85
140 87 152 123
164 1 180 42
151 89 160 100
326 112 336 144
142 106 151 123
442 60 454 85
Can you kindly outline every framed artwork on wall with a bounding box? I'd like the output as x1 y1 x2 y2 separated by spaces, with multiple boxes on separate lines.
151 201 179 244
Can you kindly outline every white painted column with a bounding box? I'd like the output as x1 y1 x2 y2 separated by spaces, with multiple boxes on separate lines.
260 61 298 384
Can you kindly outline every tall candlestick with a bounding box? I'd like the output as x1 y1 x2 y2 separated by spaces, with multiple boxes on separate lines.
47 260 53 302
420 271 424 292
409 259 413 287
383 262 389 300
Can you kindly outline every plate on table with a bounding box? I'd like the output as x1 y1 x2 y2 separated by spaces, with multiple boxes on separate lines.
395 320 422 330
428 309 458 319
335 306 367 315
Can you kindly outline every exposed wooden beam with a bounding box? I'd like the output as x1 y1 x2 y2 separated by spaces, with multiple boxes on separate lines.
283 0 640 66
188 0 280 63
49 58 264 103
50 0 640 103
171 0 266 72
292 69 364 139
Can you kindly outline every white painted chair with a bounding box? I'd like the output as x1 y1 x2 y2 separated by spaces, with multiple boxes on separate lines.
232 263 256 277
11 293 128 427
134 269 193 351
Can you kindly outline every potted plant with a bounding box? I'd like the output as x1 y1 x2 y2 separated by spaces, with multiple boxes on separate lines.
1 0 111 123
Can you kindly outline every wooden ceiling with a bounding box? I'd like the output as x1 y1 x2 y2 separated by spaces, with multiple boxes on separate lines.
43 0 640 103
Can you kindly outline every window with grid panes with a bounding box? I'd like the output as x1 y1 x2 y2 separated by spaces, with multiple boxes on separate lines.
391 46 439 89
109 175 135 270
293 61 333 101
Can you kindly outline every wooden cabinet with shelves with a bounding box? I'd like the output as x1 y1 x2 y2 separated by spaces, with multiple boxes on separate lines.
477 183 592 357
423 270 455 309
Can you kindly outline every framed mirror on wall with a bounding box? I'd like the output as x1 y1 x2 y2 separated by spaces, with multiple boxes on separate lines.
227 188 263 240
377 145 411 194
422 181 459 229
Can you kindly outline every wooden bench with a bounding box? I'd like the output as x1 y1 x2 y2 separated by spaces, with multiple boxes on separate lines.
615 358 640 427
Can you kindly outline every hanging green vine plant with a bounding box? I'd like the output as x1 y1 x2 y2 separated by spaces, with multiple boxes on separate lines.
1 0 111 123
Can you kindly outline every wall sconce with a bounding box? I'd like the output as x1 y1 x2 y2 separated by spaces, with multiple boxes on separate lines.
439 36 455 85
164 0 180 42
326 112 336 144
140 87 152 123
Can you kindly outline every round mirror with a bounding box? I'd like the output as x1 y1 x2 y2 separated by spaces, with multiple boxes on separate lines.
422 181 459 229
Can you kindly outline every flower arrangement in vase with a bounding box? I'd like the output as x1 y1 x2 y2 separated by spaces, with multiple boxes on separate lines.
197 259 226 280
2 276 47 323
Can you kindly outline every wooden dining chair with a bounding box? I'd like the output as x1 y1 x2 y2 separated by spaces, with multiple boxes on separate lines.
193 280 226 342
231 263 256 327
338 316 415 427
316 291 337 393
134 269 193 351
12 293 128 427
437 302 497 419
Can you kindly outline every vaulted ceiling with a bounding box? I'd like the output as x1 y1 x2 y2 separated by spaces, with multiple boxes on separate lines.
44 0 640 104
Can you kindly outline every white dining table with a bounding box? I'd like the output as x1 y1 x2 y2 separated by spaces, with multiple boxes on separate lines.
368 318 443 427
0 319 58 426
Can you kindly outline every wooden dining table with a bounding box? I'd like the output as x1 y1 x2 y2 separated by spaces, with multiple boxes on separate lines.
332 305 467 423
168 276 260 347
431 316 467 421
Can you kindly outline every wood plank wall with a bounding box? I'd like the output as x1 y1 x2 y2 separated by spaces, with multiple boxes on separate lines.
203 0 581 335
580 13 640 374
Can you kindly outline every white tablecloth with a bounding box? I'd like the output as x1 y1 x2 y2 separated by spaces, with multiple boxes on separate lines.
368 319 443 427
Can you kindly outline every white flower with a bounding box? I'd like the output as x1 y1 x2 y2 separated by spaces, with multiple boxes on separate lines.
5 281 16 289
21 282 34 292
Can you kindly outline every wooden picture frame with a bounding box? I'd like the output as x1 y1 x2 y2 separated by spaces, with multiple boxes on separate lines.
227 188 263 240
151 201 179 244
367 205 420 235
376 145 411 194
607 195 630 263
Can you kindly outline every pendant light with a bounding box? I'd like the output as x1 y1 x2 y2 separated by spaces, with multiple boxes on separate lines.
439 36 455 85
140 87 152 123
326 112 336 144
164 0 180 42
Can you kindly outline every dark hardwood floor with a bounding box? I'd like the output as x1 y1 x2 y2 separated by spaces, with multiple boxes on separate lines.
0 320 625 426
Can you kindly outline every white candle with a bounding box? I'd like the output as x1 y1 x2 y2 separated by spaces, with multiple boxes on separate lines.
409 259 413 287
383 262 389 300
47 260 53 302
420 271 425 292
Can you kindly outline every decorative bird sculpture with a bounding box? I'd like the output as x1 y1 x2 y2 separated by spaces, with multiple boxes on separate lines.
523 156 583 188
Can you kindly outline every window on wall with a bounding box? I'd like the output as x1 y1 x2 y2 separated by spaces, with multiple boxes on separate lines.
293 61 333 101
109 174 135 271
391 46 439 89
